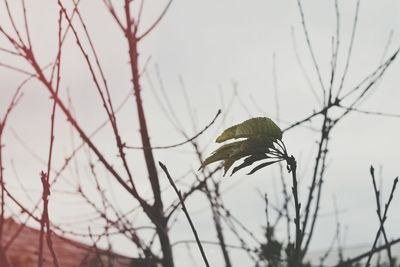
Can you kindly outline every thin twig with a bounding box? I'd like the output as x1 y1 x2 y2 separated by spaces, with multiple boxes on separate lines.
159 162 210 267
125 109 221 150
365 171 398 267
369 166 392 267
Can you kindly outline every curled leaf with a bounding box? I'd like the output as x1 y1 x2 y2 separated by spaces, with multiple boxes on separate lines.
247 159 284 175
216 117 282 143
231 154 269 175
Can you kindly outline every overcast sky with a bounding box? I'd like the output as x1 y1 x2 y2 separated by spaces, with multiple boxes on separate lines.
1 0 400 266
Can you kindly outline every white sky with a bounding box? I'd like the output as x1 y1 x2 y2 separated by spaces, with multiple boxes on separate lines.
1 0 400 266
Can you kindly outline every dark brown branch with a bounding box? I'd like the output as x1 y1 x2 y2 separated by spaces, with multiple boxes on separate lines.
368 166 392 266
285 155 301 267
335 237 400 267
365 172 398 267
159 162 210 267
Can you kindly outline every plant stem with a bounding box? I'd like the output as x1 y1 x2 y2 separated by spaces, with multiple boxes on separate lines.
286 155 301 267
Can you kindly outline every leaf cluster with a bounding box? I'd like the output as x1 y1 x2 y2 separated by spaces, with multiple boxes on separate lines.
200 117 285 176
